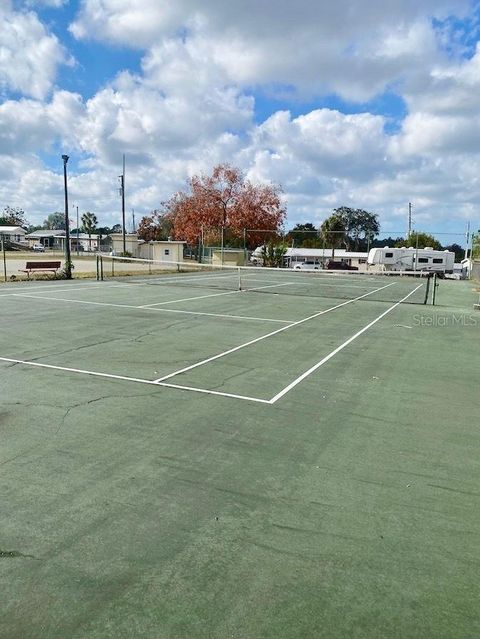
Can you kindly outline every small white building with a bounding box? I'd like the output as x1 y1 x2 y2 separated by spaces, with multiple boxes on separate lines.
110 233 186 263
145 241 186 263
0 226 27 243
110 233 141 256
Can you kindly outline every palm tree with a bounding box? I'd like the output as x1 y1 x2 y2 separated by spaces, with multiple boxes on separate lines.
81 212 98 252
320 214 346 260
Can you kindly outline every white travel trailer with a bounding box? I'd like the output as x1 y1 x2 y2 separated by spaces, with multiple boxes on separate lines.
367 247 455 274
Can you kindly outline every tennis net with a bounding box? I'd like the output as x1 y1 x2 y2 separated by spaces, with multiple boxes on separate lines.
98 255 435 305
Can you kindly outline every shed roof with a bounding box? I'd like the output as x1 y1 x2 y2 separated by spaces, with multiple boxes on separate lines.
285 248 368 258
0 226 26 234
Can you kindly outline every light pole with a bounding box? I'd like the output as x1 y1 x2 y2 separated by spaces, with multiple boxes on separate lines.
76 205 80 256
62 154 72 279
119 154 126 255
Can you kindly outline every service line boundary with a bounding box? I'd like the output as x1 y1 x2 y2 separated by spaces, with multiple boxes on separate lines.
8 292 293 324
153 281 396 382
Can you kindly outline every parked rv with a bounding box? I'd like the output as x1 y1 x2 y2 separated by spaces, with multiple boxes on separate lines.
367 247 454 274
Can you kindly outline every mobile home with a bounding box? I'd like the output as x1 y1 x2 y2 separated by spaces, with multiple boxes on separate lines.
367 247 455 274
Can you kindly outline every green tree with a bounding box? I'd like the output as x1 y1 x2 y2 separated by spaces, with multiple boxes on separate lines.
0 206 28 227
81 212 98 251
286 223 321 248
43 212 66 230
261 241 287 267
333 206 380 250
396 232 442 250
320 214 346 259
472 232 480 260
371 236 405 248
444 243 464 261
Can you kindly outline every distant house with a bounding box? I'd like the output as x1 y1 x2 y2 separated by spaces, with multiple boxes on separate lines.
26 229 104 252
0 226 27 244
285 248 368 270
25 230 61 249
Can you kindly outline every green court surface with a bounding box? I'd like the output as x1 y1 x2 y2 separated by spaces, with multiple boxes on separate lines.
1 273 479 638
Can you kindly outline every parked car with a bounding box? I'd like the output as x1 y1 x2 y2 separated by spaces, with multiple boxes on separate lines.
293 260 321 271
327 260 358 271
32 244 45 252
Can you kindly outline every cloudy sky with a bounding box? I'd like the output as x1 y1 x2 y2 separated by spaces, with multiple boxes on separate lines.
1 0 479 243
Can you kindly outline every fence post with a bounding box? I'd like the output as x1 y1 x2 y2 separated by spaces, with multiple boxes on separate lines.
1 235 6 282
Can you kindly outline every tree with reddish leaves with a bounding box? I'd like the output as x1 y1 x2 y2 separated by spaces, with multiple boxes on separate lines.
165 164 286 248
137 210 172 242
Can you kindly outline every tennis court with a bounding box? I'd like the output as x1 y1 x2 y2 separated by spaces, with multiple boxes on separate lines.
1 267 479 638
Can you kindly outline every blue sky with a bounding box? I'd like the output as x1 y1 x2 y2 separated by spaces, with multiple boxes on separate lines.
1 0 479 246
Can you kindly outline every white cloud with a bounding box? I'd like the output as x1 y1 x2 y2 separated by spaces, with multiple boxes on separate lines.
1 0 478 237
0 91 85 155
251 109 389 182
69 0 187 45
70 0 469 102
0 3 72 99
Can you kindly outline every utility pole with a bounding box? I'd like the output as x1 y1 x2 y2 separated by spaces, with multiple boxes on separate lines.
119 154 126 254
132 209 136 233
62 154 72 279
465 221 470 260
407 202 412 240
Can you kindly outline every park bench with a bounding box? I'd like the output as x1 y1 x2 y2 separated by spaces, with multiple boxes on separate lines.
19 261 62 279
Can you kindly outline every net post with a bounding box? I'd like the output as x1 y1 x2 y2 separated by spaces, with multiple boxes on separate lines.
100 255 104 281
432 273 438 306
96 254 99 281
238 266 242 291
422 272 430 304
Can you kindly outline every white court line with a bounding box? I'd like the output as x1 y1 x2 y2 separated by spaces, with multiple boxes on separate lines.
10 293 292 324
0 283 107 296
0 281 156 297
155 381 271 403
138 281 293 307
0 283 421 405
139 289 240 307
269 284 424 403
0 357 268 404
153 281 397 383
244 277 386 290
107 271 237 287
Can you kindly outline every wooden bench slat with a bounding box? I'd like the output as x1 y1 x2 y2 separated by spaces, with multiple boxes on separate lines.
19 261 62 278
25 261 61 269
